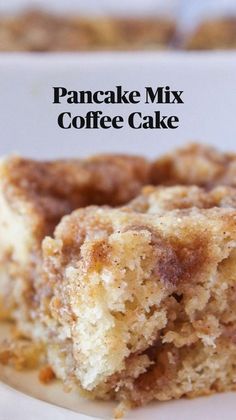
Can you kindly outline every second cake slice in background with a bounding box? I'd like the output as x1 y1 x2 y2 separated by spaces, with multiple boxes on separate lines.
0 154 150 332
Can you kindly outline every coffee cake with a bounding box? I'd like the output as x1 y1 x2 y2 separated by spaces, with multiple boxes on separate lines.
186 18 236 50
0 10 176 52
41 185 236 406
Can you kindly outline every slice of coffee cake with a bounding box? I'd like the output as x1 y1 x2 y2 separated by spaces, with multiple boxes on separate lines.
0 154 150 331
41 188 236 406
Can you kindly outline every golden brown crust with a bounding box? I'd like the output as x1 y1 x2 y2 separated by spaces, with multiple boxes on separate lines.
0 10 176 52
0 154 150 237
186 18 236 50
151 143 236 188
